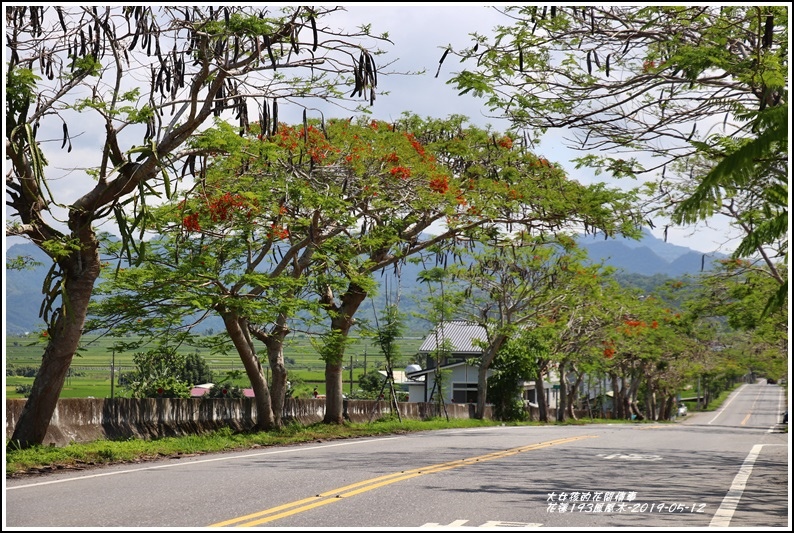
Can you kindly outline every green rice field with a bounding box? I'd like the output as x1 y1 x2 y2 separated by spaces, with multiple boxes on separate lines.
5 334 425 400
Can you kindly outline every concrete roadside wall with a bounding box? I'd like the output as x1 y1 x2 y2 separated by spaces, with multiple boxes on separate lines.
5 398 492 447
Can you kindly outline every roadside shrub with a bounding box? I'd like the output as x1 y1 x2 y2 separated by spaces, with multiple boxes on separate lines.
15 384 33 397
206 382 245 398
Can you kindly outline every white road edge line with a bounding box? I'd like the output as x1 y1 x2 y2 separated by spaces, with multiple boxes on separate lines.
709 444 764 527
707 383 747 425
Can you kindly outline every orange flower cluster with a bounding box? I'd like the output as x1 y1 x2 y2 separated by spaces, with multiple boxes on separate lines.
208 192 255 222
390 166 411 180
429 175 450 194
183 213 201 232
602 339 615 358
269 224 290 241
497 136 513 149
382 152 400 163
404 132 426 158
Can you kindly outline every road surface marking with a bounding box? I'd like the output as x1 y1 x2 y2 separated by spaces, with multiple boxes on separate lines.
709 444 763 527
707 384 746 425
210 435 598 527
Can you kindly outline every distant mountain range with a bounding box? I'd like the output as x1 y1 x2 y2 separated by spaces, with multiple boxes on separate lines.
4 230 726 335
575 228 727 277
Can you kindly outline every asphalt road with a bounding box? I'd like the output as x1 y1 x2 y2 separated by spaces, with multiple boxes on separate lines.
5 381 789 529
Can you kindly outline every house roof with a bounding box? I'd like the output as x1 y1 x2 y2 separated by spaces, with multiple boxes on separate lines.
418 320 487 354
377 370 414 385
405 360 471 379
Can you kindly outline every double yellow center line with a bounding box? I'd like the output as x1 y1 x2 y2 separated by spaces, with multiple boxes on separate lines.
210 435 597 527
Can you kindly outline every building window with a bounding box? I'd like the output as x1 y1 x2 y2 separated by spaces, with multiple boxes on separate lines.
452 382 478 403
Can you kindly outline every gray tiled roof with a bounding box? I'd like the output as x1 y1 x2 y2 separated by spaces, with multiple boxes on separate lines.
418 320 487 354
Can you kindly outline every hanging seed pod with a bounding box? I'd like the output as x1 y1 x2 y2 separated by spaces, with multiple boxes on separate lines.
264 35 277 70
129 27 140 51
358 51 366 93
350 57 362 97
763 14 773 48
262 98 269 137
519 46 524 72
291 25 300 55
56 6 67 33
303 108 308 143
310 12 318 51
61 123 69 149
586 51 592 74
435 47 451 78
364 51 377 88
605 54 610 77
551 6 556 18
272 98 278 136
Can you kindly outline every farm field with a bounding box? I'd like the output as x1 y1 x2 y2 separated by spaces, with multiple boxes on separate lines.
5 334 425 400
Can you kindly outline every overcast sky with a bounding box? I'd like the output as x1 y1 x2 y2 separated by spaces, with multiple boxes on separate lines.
4 4 741 255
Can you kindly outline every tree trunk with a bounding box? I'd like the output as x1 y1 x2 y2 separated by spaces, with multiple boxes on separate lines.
567 370 584 420
475 361 489 420
322 284 367 424
536 362 548 423
557 361 568 422
474 336 505 420
263 337 288 428
251 316 290 428
611 374 623 419
628 373 644 420
324 363 345 424
222 314 275 431
10 233 101 448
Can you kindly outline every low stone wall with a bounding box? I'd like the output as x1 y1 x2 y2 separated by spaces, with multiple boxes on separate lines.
5 398 492 447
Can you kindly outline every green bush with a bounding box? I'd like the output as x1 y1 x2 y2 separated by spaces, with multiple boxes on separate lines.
206 382 245 398
15 384 33 397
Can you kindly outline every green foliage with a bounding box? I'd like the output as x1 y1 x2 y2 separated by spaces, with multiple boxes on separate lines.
178 353 214 386
125 348 192 398
370 304 404 366
15 384 33 397
206 382 245 399
5 66 39 118
68 54 102 77
358 370 386 396
487 334 540 421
